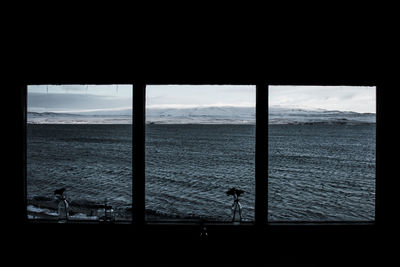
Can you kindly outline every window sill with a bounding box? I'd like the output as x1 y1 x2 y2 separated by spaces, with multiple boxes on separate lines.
267 221 375 226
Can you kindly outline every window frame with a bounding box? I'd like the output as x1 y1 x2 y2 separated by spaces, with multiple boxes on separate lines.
24 83 135 224
22 82 379 229
266 83 379 226
143 84 261 225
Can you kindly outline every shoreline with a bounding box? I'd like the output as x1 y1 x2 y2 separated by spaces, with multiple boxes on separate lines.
26 201 223 222
27 197 131 221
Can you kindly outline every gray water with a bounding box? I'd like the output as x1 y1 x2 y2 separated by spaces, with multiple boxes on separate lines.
268 124 375 221
27 124 133 220
27 124 375 221
145 124 255 221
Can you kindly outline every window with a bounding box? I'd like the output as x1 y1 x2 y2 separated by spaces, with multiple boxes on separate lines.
26 85 133 222
24 83 377 225
145 85 256 222
268 86 376 222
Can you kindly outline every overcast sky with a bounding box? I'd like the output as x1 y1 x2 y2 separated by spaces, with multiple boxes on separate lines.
28 85 375 114
28 85 132 113
146 85 256 108
269 86 376 113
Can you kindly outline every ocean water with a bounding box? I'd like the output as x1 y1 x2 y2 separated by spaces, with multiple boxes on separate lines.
27 123 375 222
268 124 376 221
145 124 255 221
27 124 133 220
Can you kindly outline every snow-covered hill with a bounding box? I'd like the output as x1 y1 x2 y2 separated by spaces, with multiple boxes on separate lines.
146 106 255 124
27 106 375 124
268 106 375 125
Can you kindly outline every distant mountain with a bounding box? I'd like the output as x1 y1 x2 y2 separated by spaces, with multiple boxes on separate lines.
27 112 132 124
268 106 375 125
27 106 376 125
146 106 255 124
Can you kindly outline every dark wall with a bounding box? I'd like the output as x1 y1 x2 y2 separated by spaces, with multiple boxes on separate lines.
10 40 394 266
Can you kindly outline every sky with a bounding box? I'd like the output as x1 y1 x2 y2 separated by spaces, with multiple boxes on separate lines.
269 86 376 113
27 85 376 114
28 85 132 113
146 85 256 109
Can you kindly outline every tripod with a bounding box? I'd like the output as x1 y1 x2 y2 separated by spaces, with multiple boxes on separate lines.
231 195 243 222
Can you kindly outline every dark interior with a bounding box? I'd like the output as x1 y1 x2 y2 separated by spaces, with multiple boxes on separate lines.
10 45 394 266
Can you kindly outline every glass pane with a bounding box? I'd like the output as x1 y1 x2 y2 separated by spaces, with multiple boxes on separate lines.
146 85 255 222
268 86 376 221
27 85 132 222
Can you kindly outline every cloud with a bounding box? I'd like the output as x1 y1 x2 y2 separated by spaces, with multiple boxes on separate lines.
269 86 376 113
146 85 256 108
28 92 132 113
28 84 132 97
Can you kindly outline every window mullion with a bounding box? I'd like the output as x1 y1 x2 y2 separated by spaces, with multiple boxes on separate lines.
255 84 268 227
132 82 146 226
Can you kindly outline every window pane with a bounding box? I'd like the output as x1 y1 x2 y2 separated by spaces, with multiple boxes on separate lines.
146 85 255 222
268 86 376 221
27 85 132 222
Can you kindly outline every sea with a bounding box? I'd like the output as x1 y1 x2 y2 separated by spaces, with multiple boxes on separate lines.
27 124 133 220
26 123 375 222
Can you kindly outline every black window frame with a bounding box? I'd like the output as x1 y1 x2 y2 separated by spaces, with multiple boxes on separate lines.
143 84 261 225
23 83 135 224
21 81 380 230
266 82 379 227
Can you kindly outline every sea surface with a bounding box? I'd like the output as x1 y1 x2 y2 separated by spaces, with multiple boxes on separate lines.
268 124 375 221
145 124 255 221
27 124 133 220
27 124 375 221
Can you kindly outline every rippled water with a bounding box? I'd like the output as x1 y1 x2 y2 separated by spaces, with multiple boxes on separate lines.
268 124 376 221
146 125 255 221
27 124 132 220
27 124 375 222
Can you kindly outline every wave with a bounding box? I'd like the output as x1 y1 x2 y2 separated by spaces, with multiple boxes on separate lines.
144 208 225 221
27 195 218 221
268 118 376 125
27 195 132 220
